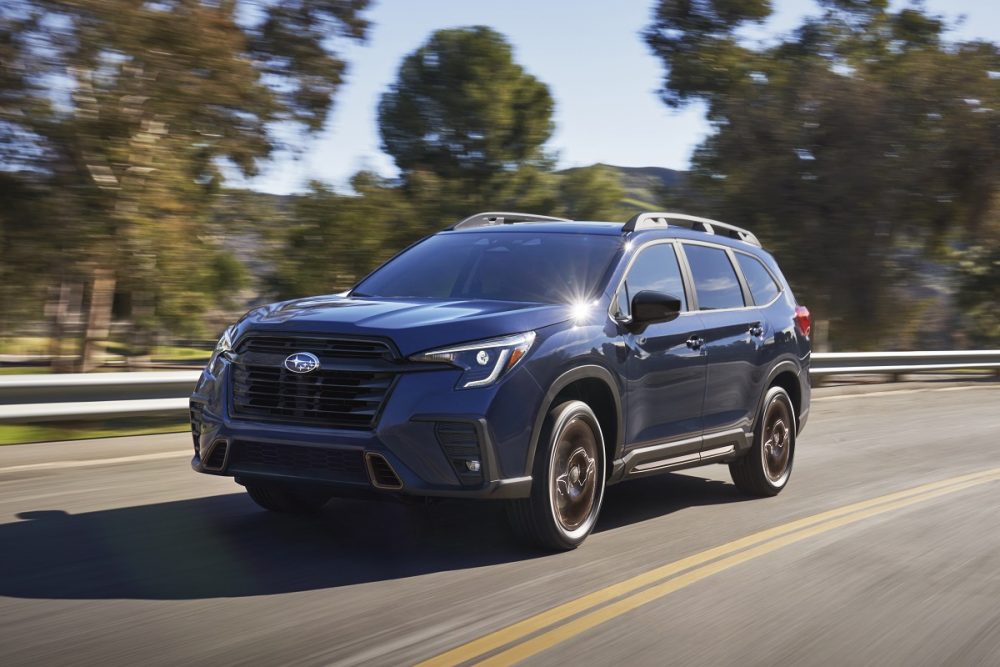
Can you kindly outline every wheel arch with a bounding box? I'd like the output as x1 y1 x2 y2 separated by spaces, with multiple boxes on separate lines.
524 365 623 477
758 360 804 434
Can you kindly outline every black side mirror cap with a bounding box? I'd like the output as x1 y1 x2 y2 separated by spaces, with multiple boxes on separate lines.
630 290 683 327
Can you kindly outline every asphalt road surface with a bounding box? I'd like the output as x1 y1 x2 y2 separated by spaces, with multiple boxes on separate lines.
2 381 999 666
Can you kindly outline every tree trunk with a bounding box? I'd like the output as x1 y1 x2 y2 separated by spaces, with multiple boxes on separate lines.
47 283 74 372
77 268 115 372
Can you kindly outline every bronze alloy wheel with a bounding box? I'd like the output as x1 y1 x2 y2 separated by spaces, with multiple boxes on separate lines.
760 394 793 486
549 413 602 536
506 400 606 550
730 385 796 497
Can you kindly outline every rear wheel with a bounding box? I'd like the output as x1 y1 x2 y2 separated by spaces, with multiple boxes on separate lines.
730 386 795 497
245 482 331 514
506 400 606 550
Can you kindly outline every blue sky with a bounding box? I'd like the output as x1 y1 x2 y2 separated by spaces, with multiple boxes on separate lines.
246 0 1000 194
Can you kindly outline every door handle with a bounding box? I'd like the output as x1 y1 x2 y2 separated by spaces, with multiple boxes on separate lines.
748 323 764 337
686 335 704 350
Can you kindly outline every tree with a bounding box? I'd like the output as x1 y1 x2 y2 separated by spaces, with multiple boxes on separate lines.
645 0 1000 348
953 206 1000 345
557 165 626 221
0 0 371 366
378 26 555 211
268 174 417 300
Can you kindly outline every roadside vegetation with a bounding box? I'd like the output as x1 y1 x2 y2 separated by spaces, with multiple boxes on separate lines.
1 0 998 369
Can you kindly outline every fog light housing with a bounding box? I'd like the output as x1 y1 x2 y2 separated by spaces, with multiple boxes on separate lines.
465 459 481 473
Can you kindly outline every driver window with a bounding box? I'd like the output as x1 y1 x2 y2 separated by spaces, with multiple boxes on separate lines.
619 243 688 317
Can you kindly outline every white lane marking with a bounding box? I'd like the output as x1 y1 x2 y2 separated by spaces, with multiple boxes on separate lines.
814 385 999 401
934 385 993 392
815 389 925 401
0 450 190 474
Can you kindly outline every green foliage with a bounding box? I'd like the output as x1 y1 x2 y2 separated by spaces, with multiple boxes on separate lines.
556 165 627 220
378 26 555 204
267 163 632 300
953 217 1000 345
645 0 1000 348
0 0 371 338
268 175 417 299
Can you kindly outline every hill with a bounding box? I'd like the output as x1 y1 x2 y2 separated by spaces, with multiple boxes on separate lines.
559 163 687 212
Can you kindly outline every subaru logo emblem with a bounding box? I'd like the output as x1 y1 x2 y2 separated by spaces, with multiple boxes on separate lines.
284 352 320 374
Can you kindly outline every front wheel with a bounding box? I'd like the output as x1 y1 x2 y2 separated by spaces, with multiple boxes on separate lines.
245 482 331 514
506 400 606 550
729 386 796 497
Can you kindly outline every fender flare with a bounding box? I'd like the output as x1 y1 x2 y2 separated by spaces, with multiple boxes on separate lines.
754 358 804 433
523 364 624 476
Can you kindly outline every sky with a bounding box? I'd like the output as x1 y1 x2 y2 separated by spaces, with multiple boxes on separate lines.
245 0 1000 195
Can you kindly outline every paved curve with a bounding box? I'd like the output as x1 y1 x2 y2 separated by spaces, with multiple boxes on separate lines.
1 382 999 666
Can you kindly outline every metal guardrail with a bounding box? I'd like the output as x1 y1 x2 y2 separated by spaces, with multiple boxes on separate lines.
0 352 998 422
809 350 1000 377
0 371 200 422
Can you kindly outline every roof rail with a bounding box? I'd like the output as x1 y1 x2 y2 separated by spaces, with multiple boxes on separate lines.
451 211 570 230
622 211 762 247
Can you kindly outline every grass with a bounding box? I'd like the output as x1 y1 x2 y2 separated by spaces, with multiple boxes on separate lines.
0 418 189 446
0 336 77 356
0 336 212 367
151 345 212 362
0 366 52 375
621 196 662 211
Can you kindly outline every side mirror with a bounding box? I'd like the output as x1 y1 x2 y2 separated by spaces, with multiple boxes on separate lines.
630 290 682 327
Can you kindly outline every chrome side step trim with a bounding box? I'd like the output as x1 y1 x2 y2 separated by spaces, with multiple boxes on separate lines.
700 445 736 461
632 452 700 473
625 429 744 476
627 435 701 460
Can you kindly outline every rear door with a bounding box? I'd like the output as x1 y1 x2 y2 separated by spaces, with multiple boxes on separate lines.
733 249 786 401
616 241 706 455
680 243 763 447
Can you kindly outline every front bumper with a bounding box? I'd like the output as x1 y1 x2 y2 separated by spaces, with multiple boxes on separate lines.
189 355 539 500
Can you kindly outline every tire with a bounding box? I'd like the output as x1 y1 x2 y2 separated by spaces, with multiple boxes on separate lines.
730 385 796 497
506 400 606 550
245 482 331 514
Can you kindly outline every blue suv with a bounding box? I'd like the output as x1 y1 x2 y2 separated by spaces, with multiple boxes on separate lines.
191 211 811 549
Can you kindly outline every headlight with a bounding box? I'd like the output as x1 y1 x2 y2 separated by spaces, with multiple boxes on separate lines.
410 332 536 388
214 325 236 355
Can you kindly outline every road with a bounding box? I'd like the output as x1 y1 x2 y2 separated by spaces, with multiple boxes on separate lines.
1 382 999 666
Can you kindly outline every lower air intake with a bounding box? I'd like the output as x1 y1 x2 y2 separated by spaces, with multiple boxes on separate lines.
365 453 403 490
203 440 228 471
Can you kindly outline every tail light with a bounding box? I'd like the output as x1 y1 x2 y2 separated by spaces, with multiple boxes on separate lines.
794 305 811 337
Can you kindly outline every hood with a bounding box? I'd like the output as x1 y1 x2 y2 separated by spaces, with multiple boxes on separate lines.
236 294 573 357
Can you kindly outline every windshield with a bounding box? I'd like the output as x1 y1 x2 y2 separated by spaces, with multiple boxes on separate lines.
352 231 623 303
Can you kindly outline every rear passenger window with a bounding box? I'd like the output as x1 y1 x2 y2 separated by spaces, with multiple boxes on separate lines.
621 243 687 314
683 245 745 310
736 253 781 305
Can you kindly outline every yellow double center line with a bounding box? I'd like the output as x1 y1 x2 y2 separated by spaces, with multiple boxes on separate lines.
419 468 1000 667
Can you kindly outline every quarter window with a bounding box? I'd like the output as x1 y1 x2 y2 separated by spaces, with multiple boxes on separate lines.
683 244 745 310
735 253 781 305
618 243 687 316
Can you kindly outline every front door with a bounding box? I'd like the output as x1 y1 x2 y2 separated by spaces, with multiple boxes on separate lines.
616 242 707 454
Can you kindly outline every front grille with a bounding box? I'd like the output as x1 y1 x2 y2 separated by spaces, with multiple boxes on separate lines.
236 335 393 360
230 440 366 483
230 334 397 429
436 422 484 486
